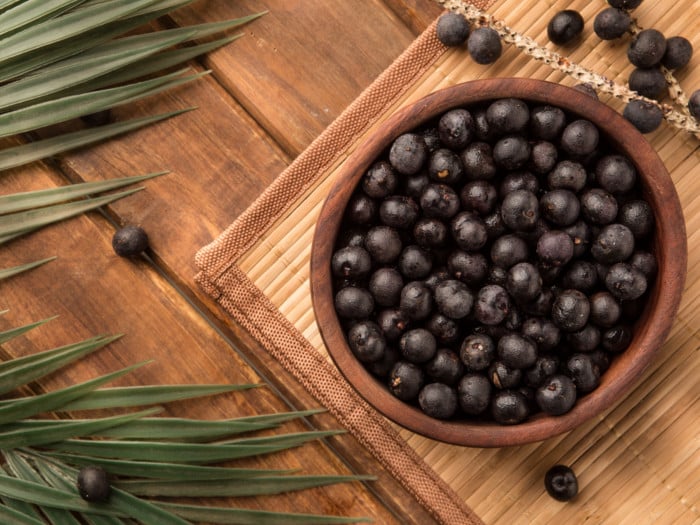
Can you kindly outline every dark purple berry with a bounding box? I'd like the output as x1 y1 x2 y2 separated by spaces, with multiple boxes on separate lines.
487 98 530 135
436 12 470 47
690 90 700 119
369 268 404 307
628 29 667 68
425 348 464 385
112 225 149 257
529 105 566 140
467 27 502 65
460 141 497 180
604 262 648 300
662 36 693 69
593 8 631 40
491 390 529 424
365 225 402 264
551 289 590 332
457 374 492 415
460 333 496 371
434 279 474 319
332 246 372 279
399 281 433 321
566 353 600 393
595 154 637 194
623 99 663 134
389 361 424 401
362 161 397 198
537 230 575 267
547 10 584 46
77 466 111 502
544 465 578 501
493 135 531 170
438 109 475 150
389 133 428 175
420 183 461 219
334 287 374 319
561 119 599 157
536 375 577 416
497 333 538 369
628 67 666 100
474 284 511 325
348 321 386 363
501 189 540 231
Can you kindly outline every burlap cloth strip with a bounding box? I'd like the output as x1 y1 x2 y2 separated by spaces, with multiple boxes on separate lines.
194 5 497 524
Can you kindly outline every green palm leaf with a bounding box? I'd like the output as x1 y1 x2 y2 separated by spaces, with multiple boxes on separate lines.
0 334 121 393
116 474 376 498
0 188 144 245
0 0 87 39
0 502 45 525
0 258 55 280
0 409 159 449
0 111 189 171
0 32 190 111
45 430 344 464
0 0 157 63
0 316 57 344
0 69 205 138
42 453 295 480
5 452 87 525
0 473 125 517
0 361 150 424
0 172 166 214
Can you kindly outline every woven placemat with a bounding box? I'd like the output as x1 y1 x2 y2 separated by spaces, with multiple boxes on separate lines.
196 1 700 523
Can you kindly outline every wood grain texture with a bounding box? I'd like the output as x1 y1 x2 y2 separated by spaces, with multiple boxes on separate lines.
166 0 419 157
0 0 443 522
310 78 687 447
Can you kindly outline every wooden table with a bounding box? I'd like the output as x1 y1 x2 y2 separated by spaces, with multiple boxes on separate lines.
0 1 446 523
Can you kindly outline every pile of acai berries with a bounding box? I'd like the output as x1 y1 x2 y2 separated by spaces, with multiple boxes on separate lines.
330 98 657 425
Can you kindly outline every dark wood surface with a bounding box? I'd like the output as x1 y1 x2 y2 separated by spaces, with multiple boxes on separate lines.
0 0 446 523
310 78 687 448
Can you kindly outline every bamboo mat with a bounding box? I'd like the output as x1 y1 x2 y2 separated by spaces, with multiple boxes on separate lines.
196 1 700 523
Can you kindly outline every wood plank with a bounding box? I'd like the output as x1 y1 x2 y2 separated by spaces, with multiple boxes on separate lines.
384 0 444 35
166 0 419 156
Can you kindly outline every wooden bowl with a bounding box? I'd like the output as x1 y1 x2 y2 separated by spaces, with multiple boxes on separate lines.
310 78 687 447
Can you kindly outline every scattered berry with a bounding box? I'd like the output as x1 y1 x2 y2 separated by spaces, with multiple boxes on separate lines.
112 225 149 257
77 466 111 502
593 8 631 40
436 12 471 47
627 29 667 68
544 465 579 501
690 90 700 119
467 27 502 65
623 99 663 133
607 0 642 9
661 36 693 69
628 67 666 100
547 10 585 46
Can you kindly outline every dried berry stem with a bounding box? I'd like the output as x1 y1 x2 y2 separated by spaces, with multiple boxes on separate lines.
435 0 700 137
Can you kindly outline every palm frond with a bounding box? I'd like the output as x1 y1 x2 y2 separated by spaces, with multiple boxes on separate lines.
0 258 55 281
0 110 190 171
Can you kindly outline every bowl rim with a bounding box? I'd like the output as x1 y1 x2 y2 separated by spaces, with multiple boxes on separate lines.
310 78 687 447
